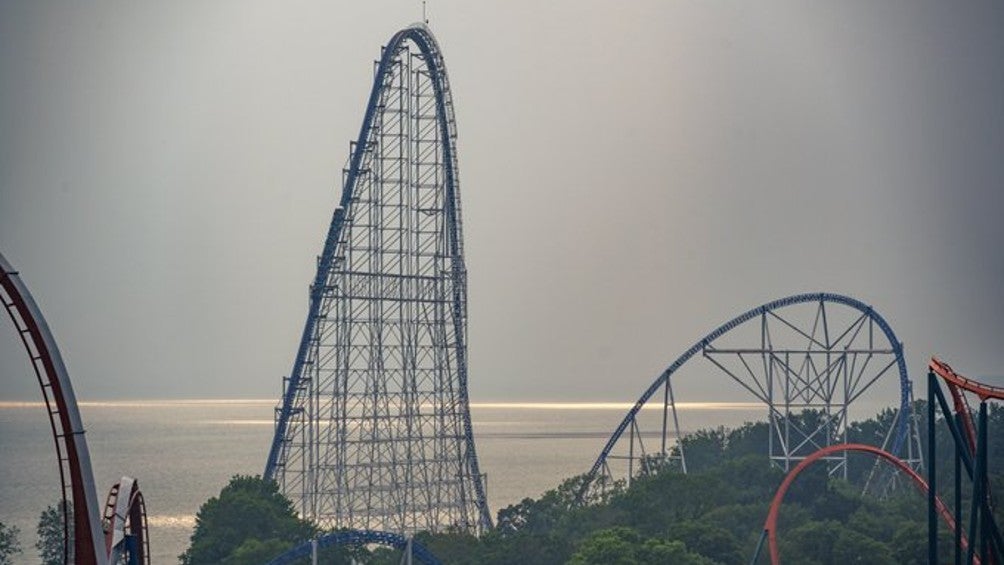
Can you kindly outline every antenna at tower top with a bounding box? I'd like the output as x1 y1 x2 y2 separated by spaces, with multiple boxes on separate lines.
422 1 428 24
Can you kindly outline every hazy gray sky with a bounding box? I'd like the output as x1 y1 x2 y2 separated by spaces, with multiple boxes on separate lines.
2 1 1002 404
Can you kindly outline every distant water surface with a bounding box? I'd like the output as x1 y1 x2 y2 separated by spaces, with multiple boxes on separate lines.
0 400 821 563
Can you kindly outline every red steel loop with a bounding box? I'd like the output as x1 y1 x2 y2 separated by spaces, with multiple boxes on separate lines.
762 443 970 565
1 252 108 565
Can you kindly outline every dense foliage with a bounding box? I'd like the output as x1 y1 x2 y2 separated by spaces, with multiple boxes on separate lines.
180 475 315 565
416 402 1003 564
0 522 21 565
184 404 1003 564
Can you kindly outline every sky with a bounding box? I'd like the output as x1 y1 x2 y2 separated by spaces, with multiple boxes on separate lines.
1 1 1002 404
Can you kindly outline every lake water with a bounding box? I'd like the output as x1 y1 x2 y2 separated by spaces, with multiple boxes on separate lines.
0 399 863 563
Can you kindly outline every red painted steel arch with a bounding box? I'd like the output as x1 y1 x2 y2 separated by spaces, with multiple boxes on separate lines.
762 443 968 565
0 251 108 565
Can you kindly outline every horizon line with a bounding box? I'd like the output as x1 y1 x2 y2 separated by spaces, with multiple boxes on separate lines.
0 399 895 411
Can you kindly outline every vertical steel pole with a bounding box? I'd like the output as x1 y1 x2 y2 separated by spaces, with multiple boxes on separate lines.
929 369 938 565
965 402 984 565
627 420 635 487
661 377 669 458
978 402 988 563
750 529 768 565
668 377 687 473
784 352 791 471
955 417 962 565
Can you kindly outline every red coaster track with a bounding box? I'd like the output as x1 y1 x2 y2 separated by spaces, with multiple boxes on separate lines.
930 358 1004 403
757 443 970 565
931 357 1003 456
102 477 150 564
927 357 1002 564
3 252 148 564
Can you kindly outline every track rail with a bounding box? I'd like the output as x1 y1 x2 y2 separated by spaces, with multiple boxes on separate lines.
264 23 491 532
754 443 970 565
927 357 1002 563
0 251 108 565
103 477 150 565
931 357 1004 402
580 292 913 499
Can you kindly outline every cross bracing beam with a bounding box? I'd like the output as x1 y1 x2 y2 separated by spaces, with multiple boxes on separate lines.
265 24 491 534
578 292 923 502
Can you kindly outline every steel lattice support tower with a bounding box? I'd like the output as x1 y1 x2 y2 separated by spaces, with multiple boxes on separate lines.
579 293 924 502
264 24 492 534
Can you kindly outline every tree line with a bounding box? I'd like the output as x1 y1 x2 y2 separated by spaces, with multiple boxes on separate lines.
178 401 1002 564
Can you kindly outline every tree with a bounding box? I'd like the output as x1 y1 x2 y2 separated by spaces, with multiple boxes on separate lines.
722 421 770 460
610 469 736 534
831 528 896 564
222 538 296 565
0 522 22 565
37 501 71 565
779 520 842 563
180 475 315 564
667 520 744 564
676 427 727 472
567 527 715 565
488 406 1000 565
890 522 954 565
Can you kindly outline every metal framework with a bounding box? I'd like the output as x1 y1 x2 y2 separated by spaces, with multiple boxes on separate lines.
265 529 442 565
264 23 492 534
102 477 150 565
751 443 967 565
1 250 109 565
579 293 922 500
927 358 1003 564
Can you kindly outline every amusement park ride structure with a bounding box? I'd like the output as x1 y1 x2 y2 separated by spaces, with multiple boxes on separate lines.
259 22 935 562
7 17 997 565
577 292 924 501
752 358 1003 564
1 250 150 565
926 358 1003 563
264 22 492 536
752 442 968 565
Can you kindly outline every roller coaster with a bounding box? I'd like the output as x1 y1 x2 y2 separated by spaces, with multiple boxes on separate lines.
751 359 1002 564
255 21 965 564
751 443 968 564
264 22 491 536
926 358 1003 563
7 18 997 565
577 292 923 501
1 251 149 565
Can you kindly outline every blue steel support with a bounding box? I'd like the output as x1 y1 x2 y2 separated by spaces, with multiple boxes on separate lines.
264 23 491 532
750 530 768 564
581 292 913 499
966 402 984 564
932 382 976 476
927 369 1003 563
265 529 442 565
929 370 938 564
413 27 493 531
